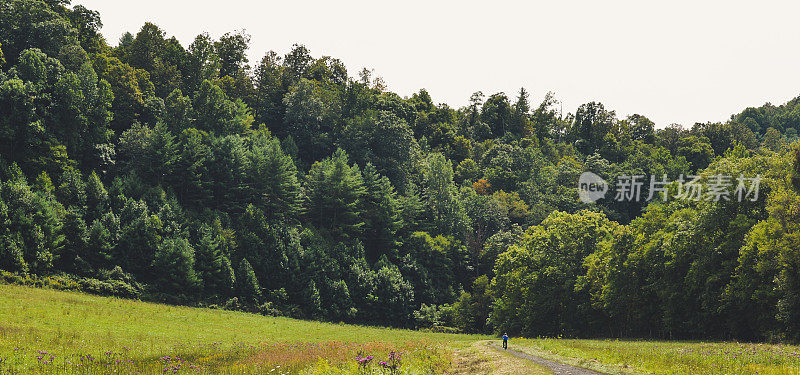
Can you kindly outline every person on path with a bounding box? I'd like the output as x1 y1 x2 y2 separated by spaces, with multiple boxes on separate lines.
502 333 508 349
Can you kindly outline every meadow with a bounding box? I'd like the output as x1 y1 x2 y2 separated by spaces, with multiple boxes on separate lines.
7 283 800 374
511 338 800 375
0 284 489 374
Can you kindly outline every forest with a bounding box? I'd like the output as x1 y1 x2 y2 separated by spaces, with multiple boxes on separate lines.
2 0 800 342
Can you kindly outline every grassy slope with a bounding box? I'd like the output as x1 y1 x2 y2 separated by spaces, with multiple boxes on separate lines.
16 283 800 374
0 283 483 346
0 284 491 374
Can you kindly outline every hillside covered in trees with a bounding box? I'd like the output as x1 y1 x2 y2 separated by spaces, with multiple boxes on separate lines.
2 0 800 342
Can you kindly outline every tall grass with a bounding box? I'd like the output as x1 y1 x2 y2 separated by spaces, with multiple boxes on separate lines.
0 284 486 374
515 338 800 375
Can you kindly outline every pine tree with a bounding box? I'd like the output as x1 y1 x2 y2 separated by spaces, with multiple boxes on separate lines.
57 209 88 274
236 258 261 304
0 233 27 273
253 51 286 135
2 175 62 274
303 149 366 239
360 163 402 262
85 171 109 222
56 167 87 213
510 87 531 136
86 212 118 269
193 80 251 135
195 224 234 298
152 237 199 297
302 280 322 317
246 131 302 220
116 199 161 277
0 197 27 273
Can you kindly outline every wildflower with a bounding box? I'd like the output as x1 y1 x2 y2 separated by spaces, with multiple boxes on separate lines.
355 354 374 367
381 350 402 372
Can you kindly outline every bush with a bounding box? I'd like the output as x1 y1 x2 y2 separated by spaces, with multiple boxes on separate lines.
78 278 140 298
258 301 284 317
222 297 240 311
0 270 140 298
413 304 456 331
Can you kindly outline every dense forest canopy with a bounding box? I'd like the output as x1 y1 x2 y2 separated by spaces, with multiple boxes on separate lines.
2 0 800 341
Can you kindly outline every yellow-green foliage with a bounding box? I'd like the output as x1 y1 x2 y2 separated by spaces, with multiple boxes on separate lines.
0 284 486 374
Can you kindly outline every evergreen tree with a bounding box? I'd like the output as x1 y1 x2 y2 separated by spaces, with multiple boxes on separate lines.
246 130 302 220
115 199 161 277
236 258 261 304
303 149 365 239
56 208 88 273
86 212 118 269
193 80 252 135
360 163 402 262
195 224 234 297
0 196 27 273
153 237 199 298
510 87 531 136
85 171 108 222
253 51 286 134
1 174 63 274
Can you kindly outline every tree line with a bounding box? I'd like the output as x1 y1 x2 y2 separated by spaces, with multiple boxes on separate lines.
1 0 800 341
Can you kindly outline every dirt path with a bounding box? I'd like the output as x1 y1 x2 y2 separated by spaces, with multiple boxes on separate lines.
487 343 606 375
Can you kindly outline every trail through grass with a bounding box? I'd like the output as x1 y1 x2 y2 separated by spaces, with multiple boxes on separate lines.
8 283 800 374
446 341 549 375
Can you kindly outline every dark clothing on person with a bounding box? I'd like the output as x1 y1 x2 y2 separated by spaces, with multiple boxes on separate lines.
502 334 508 349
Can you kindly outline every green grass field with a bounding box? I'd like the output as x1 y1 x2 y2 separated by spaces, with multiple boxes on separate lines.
0 284 488 374
5 283 800 375
511 338 800 375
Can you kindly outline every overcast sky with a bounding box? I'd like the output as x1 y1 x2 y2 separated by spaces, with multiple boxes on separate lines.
74 0 800 128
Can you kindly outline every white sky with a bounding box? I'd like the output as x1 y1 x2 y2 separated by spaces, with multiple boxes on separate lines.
74 0 800 128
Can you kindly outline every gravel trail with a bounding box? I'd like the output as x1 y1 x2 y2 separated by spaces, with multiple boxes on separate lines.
488 343 606 375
